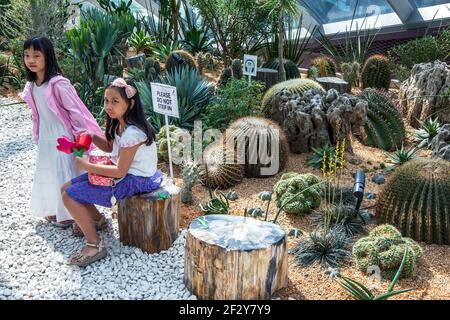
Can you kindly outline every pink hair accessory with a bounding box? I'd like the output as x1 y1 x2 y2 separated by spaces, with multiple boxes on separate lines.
111 78 137 98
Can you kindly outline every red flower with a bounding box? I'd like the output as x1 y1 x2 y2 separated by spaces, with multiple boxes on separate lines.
74 132 92 151
56 136 75 154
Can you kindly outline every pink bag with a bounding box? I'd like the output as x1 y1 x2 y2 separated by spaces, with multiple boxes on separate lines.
88 155 116 186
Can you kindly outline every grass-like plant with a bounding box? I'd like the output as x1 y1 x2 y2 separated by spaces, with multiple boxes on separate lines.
337 249 414 300
314 204 365 237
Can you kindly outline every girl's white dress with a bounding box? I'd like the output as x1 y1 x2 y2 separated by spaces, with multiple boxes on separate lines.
29 82 80 222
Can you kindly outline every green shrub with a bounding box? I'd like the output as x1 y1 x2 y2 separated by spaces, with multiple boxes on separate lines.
203 78 265 130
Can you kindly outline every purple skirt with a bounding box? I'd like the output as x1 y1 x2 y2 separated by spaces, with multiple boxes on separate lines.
65 170 163 208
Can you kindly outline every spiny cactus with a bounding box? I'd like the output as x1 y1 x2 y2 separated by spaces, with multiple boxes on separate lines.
181 161 200 204
156 125 187 162
361 55 391 90
262 58 299 80
341 61 360 92
376 158 450 245
165 50 198 74
195 52 217 74
144 57 161 82
360 88 405 151
262 78 324 116
273 172 321 215
218 67 232 87
199 142 244 190
231 59 243 79
307 56 337 78
353 224 423 279
225 117 289 178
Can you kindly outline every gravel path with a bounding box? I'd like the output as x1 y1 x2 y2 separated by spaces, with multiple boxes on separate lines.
0 97 196 300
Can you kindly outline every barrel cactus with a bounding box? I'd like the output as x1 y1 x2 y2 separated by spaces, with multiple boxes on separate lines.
341 61 360 92
199 142 244 190
361 55 391 90
262 58 299 80
144 57 161 82
273 172 321 215
376 158 450 245
307 56 337 78
226 117 289 177
353 224 423 279
360 88 405 151
231 59 243 79
165 50 198 74
262 78 324 116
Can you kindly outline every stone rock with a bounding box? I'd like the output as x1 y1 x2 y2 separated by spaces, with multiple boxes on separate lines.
365 192 376 200
288 228 303 238
226 191 239 201
273 88 368 153
316 77 348 94
431 124 450 161
399 60 450 128
372 174 385 185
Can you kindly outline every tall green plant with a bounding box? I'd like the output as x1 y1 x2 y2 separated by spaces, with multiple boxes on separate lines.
261 0 299 82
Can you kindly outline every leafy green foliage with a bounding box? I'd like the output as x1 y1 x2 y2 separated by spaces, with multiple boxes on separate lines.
203 78 265 130
128 29 154 55
308 144 340 170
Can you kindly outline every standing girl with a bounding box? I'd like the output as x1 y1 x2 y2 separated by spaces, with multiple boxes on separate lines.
61 78 163 266
19 36 103 226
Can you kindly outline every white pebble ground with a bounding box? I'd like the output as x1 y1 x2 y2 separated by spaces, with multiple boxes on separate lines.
0 97 196 300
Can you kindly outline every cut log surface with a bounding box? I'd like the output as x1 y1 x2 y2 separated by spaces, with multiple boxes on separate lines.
118 184 181 254
316 77 348 94
184 214 288 300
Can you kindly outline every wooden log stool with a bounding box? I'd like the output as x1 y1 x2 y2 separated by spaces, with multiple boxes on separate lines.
118 184 181 253
184 214 288 300
252 67 279 92
315 77 348 94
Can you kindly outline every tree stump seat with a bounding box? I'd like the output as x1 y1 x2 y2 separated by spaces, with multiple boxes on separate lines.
184 214 288 300
118 183 181 254
315 77 348 94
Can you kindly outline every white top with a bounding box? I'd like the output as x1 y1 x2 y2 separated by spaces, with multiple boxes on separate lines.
110 125 157 177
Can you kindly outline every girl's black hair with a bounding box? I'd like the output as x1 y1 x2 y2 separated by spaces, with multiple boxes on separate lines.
23 36 62 83
105 80 156 146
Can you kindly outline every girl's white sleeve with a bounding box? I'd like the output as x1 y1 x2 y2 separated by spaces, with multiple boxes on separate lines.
120 126 147 148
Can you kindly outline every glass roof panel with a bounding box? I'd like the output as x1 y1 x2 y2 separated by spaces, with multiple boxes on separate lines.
413 0 450 8
303 0 394 23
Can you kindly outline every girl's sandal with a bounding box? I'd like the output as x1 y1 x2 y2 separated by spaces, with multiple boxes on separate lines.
67 241 107 267
72 216 108 237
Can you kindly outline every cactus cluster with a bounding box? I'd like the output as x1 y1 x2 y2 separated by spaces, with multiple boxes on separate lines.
155 125 187 162
226 117 289 177
273 172 321 215
181 161 200 204
307 56 337 78
144 57 161 82
195 52 218 74
199 142 244 190
262 58 299 80
165 50 198 74
341 61 360 92
376 158 450 245
261 78 324 116
353 224 423 279
361 55 391 90
360 88 405 151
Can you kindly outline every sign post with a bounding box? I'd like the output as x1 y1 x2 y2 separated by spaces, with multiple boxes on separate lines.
243 54 258 85
150 82 179 180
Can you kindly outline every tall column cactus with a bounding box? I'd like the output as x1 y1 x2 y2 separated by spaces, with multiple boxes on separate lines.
181 161 200 204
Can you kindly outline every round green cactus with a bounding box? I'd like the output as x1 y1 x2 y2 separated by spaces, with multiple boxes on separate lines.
273 172 321 215
307 56 337 78
353 224 423 279
156 125 187 162
231 58 243 79
376 158 450 245
361 54 391 90
262 58 299 80
165 50 198 74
